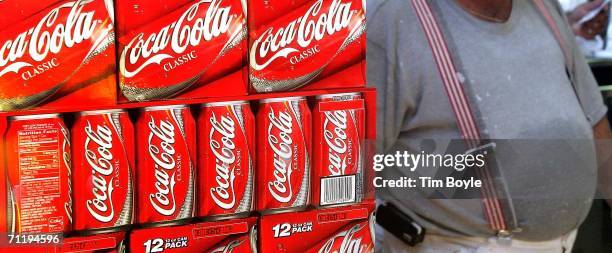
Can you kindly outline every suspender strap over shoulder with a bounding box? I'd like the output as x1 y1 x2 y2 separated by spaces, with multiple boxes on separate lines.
410 0 509 233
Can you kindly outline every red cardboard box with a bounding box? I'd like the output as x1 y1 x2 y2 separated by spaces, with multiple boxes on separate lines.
0 0 117 112
248 0 366 93
115 0 248 102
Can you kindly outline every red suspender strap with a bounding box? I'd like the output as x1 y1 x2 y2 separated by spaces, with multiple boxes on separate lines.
533 0 573 71
410 0 508 232
533 0 587 117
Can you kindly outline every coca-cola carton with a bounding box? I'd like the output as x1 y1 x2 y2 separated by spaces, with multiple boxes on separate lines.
130 217 257 253
313 93 365 207
248 0 366 93
0 0 117 112
116 0 248 102
259 204 375 253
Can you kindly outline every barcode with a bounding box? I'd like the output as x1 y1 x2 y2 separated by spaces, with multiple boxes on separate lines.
320 175 356 206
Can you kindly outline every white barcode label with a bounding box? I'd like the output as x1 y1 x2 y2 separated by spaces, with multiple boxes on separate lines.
320 175 356 206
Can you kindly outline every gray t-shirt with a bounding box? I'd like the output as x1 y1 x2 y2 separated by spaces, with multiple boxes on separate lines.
368 0 608 241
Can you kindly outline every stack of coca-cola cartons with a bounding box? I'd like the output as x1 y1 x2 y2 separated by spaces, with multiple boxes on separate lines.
0 0 374 252
249 0 375 252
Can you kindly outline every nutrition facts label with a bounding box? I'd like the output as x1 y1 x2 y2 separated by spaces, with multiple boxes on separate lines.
18 126 63 233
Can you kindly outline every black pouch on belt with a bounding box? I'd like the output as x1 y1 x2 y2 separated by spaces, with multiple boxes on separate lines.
376 203 426 246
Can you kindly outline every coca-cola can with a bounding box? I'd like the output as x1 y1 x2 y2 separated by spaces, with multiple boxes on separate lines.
5 113 73 234
257 97 311 214
313 92 365 207
136 105 196 226
248 0 366 93
198 101 255 220
72 109 135 234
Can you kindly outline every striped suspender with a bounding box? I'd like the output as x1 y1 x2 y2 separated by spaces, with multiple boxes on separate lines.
533 0 587 116
533 0 573 74
410 0 508 233
411 0 581 236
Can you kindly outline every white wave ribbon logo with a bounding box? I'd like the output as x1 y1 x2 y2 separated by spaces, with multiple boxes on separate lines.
211 239 244 253
250 0 354 70
148 117 178 216
318 224 367 253
84 120 116 223
0 0 102 77
324 110 349 175
120 0 234 78
267 108 295 203
209 112 238 210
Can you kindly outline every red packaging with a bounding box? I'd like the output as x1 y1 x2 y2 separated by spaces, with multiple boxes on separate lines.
257 97 312 213
116 0 248 102
129 217 257 253
259 204 374 253
72 109 135 233
4 114 72 233
198 101 255 219
0 0 117 111
313 92 365 207
248 0 366 93
136 105 196 226
58 231 127 253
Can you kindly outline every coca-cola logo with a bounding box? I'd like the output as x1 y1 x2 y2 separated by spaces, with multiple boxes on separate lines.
0 0 106 77
250 0 355 70
324 111 349 175
119 0 234 78
209 112 238 210
147 117 178 216
267 109 295 203
61 127 73 223
318 224 367 253
84 120 116 223
211 239 244 253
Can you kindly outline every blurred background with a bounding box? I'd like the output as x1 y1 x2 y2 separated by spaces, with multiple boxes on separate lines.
559 0 612 252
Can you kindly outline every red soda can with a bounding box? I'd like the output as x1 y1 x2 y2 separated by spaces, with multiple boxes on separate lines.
5 113 72 233
198 101 255 220
72 109 135 234
257 97 311 213
313 92 365 207
136 105 196 226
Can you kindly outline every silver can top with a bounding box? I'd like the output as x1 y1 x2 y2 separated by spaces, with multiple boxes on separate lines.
260 96 305 103
11 113 61 121
316 92 361 100
203 100 248 107
144 104 187 111
80 109 125 115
